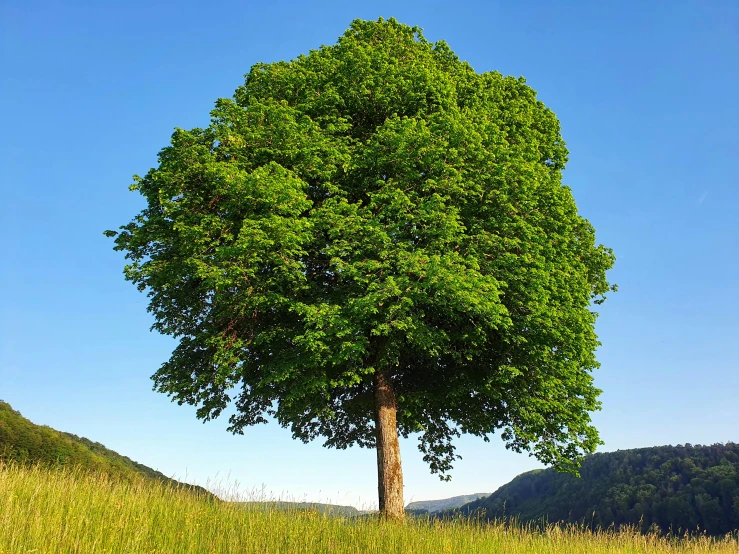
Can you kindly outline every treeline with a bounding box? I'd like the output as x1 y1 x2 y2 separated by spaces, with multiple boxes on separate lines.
235 502 362 517
0 400 212 498
406 493 490 514
451 444 739 536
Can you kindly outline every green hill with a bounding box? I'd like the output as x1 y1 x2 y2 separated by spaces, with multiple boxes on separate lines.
235 501 363 517
406 493 490 514
0 400 212 498
451 443 739 536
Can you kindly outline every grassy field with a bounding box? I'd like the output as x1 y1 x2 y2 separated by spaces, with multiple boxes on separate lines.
1 462 737 554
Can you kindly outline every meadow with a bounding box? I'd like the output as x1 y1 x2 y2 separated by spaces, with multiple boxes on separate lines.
1 461 737 554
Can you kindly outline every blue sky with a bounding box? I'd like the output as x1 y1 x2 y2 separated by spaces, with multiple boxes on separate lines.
1 0 737 509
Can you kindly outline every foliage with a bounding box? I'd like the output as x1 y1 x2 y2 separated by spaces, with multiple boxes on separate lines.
0 400 211 497
107 17 615 479
3 462 738 554
452 443 739 536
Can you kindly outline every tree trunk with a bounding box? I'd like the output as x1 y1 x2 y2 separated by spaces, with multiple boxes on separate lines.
373 368 405 521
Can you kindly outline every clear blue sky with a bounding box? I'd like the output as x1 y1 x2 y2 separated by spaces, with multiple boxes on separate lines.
1 1 737 509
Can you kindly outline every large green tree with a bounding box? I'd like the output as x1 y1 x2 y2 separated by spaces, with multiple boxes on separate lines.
107 18 615 520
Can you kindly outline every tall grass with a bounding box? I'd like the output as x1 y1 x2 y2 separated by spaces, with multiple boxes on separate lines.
1 461 737 554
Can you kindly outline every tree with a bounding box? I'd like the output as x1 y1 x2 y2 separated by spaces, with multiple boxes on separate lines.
106 18 615 520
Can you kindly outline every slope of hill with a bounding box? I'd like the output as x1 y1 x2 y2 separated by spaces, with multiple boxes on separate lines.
406 493 490 513
236 501 362 517
452 443 739 536
0 400 212 497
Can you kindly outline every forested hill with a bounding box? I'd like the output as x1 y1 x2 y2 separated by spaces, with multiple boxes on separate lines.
406 493 490 514
0 400 213 498
235 502 362 517
453 444 739 536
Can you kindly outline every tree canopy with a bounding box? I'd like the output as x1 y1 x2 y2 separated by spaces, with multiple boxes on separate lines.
107 17 615 518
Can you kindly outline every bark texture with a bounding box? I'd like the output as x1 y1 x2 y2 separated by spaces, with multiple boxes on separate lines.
373 368 405 520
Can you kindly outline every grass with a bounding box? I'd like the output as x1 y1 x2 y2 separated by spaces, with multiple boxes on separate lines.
1 462 737 554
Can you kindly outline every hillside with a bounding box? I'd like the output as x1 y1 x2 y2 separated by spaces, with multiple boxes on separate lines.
0 400 212 497
406 493 490 514
236 501 362 517
452 443 739 536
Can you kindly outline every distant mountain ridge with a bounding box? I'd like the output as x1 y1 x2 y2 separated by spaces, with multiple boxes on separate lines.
0 400 212 498
406 493 490 513
236 501 363 517
450 443 739 536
